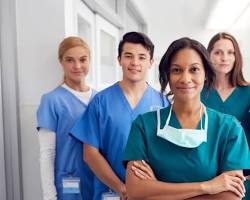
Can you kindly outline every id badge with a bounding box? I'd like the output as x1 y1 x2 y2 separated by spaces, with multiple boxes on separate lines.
102 191 120 200
62 177 80 194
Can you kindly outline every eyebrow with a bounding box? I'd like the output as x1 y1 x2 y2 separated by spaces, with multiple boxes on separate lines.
123 52 147 56
64 55 88 58
171 63 202 66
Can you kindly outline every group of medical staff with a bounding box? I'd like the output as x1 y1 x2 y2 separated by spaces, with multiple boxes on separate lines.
36 31 250 200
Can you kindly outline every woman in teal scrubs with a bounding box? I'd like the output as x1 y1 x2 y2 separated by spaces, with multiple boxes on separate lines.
201 32 250 199
124 37 250 199
201 32 250 145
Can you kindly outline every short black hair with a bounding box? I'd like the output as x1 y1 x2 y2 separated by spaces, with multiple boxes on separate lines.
159 37 215 94
118 32 154 59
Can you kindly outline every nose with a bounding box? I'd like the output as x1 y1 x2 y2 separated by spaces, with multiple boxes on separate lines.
131 57 139 65
221 52 228 61
74 61 81 69
180 70 192 83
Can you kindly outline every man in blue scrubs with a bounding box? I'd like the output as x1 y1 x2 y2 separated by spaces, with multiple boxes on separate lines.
70 32 169 200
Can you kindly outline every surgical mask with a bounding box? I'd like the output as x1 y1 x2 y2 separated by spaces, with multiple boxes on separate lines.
156 104 207 148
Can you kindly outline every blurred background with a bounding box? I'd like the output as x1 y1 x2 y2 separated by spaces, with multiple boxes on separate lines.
1 0 250 199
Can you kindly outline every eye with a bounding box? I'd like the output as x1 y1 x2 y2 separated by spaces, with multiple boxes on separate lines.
65 57 74 63
80 58 87 63
228 50 235 55
190 66 200 73
170 67 181 74
213 51 221 55
139 56 146 60
124 54 132 58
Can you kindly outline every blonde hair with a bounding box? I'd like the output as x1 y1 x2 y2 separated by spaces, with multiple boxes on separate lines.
58 36 90 84
58 36 90 61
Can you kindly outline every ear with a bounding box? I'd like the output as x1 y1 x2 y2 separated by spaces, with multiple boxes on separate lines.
149 58 154 69
117 56 121 66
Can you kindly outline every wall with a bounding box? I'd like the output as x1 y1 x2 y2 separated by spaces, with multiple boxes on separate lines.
16 0 67 199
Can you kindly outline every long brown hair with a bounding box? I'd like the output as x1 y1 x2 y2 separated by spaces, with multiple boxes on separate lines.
207 32 249 86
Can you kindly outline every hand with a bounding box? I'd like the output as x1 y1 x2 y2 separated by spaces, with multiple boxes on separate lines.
202 171 246 198
116 183 128 200
245 175 250 180
131 160 157 180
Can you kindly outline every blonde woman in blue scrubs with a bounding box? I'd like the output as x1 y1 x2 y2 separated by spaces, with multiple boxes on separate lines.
37 36 97 200
201 32 250 199
124 37 250 200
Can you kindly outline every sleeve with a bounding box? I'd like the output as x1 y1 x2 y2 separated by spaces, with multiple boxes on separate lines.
123 115 148 168
220 118 250 172
37 94 57 132
38 129 57 200
70 97 100 149
162 94 170 108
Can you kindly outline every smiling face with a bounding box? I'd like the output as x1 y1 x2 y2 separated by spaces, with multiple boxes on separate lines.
209 39 235 76
118 42 153 83
169 48 205 102
60 46 90 85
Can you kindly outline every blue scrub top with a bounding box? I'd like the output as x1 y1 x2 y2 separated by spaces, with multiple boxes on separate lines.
37 86 97 200
124 107 250 183
70 82 169 200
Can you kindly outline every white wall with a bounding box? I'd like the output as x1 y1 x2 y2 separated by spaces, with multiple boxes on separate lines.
16 0 67 199
146 0 250 81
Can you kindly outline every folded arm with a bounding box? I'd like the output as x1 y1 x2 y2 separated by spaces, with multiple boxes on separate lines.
126 161 245 200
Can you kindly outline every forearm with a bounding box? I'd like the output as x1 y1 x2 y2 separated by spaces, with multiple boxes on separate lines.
126 162 205 200
84 144 125 194
187 192 240 200
136 192 240 200
38 129 57 200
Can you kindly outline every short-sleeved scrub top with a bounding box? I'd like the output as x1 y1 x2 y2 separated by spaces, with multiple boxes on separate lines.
124 106 250 183
201 86 250 147
70 82 169 200
37 86 97 200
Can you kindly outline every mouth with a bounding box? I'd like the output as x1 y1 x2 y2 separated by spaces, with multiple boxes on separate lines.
72 72 83 75
128 68 141 73
176 87 195 91
219 64 230 67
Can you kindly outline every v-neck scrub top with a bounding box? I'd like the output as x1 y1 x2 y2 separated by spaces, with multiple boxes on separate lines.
201 86 250 146
70 82 169 200
123 107 250 183
37 86 97 200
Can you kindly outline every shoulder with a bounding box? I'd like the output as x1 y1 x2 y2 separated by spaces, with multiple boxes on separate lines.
207 107 241 128
87 83 118 109
134 106 170 129
237 85 250 93
92 83 117 99
40 86 66 103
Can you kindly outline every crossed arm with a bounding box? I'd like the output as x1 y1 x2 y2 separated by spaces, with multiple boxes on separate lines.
126 161 245 200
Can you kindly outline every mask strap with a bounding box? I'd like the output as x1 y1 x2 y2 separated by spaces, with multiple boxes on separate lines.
200 103 208 131
166 104 173 126
200 104 203 129
157 109 161 131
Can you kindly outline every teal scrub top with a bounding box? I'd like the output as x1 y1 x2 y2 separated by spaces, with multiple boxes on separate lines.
124 107 250 183
201 86 250 145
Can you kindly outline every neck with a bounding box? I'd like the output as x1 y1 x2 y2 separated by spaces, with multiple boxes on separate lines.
119 80 148 95
64 79 89 92
173 98 201 116
214 73 232 90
